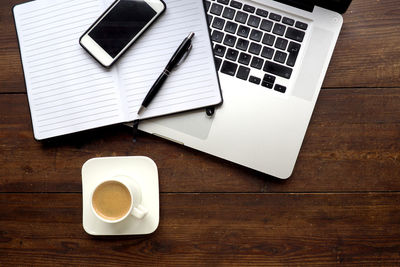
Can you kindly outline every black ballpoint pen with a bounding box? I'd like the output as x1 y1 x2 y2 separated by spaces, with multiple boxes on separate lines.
137 32 195 114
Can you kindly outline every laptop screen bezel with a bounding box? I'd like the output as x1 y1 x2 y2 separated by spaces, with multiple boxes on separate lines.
314 0 352 14
274 0 352 14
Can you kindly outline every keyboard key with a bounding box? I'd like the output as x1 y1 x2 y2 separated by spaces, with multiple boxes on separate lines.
260 19 273 32
222 7 236 20
295 21 308 30
236 38 249 51
262 74 275 89
285 27 305 42
243 4 255 13
274 50 287 63
236 66 250 80
286 41 301 67
261 80 273 89
225 21 238 33
211 30 224 43
210 3 223 15
282 17 294 26
221 60 238 76
247 15 261 28
226 48 239 61
256 8 268 17
250 56 264 69
205 1 211 12
212 17 225 30
262 33 275 46
249 42 262 55
263 61 292 79
263 74 276 84
275 37 288 50
237 25 250 38
214 44 226 57
223 34 237 47
217 0 229 5
249 29 262 42
238 52 251 65
230 0 242 9
207 14 213 25
274 84 286 93
261 46 274 59
269 12 281 21
214 57 222 70
235 11 248 24
249 76 261 85
272 23 286 36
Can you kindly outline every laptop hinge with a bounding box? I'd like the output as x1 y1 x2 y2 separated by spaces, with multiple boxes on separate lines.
273 0 314 12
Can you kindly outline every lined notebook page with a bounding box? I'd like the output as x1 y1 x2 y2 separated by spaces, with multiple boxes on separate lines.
117 0 221 120
14 0 124 140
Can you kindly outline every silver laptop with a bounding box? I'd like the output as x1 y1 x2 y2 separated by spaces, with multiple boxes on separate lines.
138 0 352 179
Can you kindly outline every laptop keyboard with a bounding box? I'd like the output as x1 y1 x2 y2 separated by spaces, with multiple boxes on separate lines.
205 0 308 94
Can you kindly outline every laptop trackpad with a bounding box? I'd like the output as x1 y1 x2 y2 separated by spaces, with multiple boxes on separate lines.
150 109 214 140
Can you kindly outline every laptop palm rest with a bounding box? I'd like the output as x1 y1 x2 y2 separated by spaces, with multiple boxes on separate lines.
293 27 334 101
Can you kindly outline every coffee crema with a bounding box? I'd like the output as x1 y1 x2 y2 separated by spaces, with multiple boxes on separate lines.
92 181 132 221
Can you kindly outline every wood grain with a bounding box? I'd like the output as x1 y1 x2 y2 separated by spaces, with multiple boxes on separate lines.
0 193 399 266
1 88 399 193
323 0 400 88
1 0 400 265
1 0 400 93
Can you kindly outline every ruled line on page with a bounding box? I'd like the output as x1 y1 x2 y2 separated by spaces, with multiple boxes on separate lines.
30 59 91 75
122 65 210 85
20 0 97 26
127 85 215 105
32 77 114 99
33 84 115 107
36 92 116 111
26 43 76 58
37 103 117 122
30 69 104 91
127 80 214 101
22 16 96 42
38 108 119 129
28 51 83 68
125 73 213 98
128 95 216 114
24 22 92 42
30 67 99 86
39 114 120 133
18 0 82 18
14 0 125 139
121 53 206 76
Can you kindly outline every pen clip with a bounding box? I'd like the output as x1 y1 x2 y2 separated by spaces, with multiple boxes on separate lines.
176 44 192 68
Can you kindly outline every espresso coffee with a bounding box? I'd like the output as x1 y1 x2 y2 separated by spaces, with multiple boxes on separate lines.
92 181 132 221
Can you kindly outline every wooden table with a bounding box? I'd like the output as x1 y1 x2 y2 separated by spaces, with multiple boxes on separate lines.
1 0 400 265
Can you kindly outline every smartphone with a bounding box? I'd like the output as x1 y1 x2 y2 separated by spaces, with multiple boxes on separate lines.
80 0 166 68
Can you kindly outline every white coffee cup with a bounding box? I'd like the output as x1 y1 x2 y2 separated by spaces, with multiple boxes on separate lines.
90 175 148 223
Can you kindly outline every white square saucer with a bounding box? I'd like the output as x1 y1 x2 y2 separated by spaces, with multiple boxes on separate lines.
82 156 159 235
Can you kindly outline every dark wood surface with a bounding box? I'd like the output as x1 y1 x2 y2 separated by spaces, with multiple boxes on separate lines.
1 0 400 265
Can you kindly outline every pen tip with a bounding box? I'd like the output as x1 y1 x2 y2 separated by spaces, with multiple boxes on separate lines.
137 106 145 115
188 32 195 39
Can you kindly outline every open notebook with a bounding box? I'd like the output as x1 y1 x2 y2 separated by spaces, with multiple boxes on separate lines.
13 0 221 140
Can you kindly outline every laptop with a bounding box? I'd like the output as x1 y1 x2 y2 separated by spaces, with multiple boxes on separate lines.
138 0 352 179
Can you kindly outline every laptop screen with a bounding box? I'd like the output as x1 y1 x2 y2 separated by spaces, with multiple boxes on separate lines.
274 0 352 14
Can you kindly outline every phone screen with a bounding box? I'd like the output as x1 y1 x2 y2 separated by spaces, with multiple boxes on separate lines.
88 0 157 58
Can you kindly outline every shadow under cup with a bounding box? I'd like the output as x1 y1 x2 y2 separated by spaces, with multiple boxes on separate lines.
91 177 147 223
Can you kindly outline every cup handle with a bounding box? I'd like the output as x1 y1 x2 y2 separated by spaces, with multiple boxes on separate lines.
132 204 148 219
